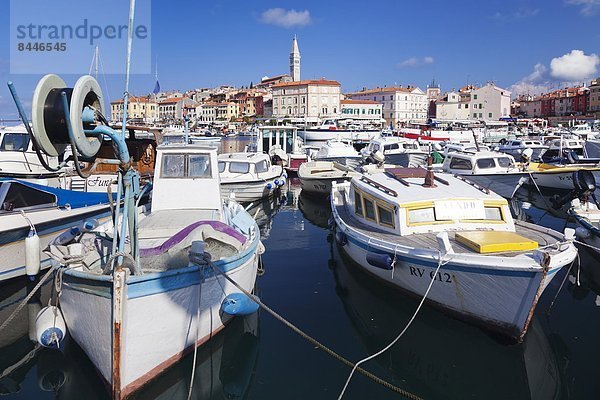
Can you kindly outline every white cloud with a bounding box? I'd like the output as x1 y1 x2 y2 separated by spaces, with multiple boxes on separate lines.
550 50 599 81
398 56 434 68
510 63 551 96
566 0 600 16
260 8 311 28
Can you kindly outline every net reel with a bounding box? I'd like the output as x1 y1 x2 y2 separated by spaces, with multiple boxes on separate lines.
31 74 104 160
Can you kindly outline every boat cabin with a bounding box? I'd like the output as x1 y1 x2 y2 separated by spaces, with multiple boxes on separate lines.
218 152 278 180
151 143 222 214
442 151 516 175
361 137 421 156
346 169 514 236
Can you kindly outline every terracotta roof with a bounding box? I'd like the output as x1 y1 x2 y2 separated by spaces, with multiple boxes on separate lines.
110 96 154 104
158 97 187 104
271 79 341 88
348 86 413 95
340 99 379 105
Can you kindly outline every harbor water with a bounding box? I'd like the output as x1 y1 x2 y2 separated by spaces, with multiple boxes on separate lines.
1 138 599 399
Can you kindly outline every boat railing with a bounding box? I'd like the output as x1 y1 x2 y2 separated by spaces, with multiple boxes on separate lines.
359 175 398 197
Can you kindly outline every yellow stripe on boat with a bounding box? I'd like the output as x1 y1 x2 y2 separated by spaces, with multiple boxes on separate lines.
455 231 538 253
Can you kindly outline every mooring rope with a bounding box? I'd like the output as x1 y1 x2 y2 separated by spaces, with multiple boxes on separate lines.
337 252 448 400
205 259 423 400
0 265 58 334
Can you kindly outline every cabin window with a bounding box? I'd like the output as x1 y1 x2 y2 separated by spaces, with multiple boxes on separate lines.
0 133 30 151
218 161 226 173
354 191 363 216
449 157 472 170
497 157 512 168
256 160 269 173
229 162 250 174
188 155 212 178
408 208 435 223
364 198 376 220
384 143 400 151
0 182 56 211
483 207 503 221
161 154 186 178
476 158 495 169
378 206 394 226
161 154 212 179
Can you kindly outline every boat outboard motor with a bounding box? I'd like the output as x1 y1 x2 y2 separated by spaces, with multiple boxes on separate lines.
551 170 599 209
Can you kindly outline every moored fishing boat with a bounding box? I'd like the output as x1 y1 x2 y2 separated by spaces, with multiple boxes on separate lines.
218 152 286 202
8 62 264 398
330 165 577 341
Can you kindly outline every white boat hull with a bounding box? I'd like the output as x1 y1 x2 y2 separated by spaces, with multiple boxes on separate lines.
220 180 281 202
300 129 379 143
59 240 259 398
527 169 600 190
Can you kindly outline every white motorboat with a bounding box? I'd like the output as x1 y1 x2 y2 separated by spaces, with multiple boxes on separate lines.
0 125 70 187
311 139 362 168
299 119 380 144
298 161 358 196
330 166 577 341
359 136 427 167
218 152 286 202
440 150 528 198
497 138 548 161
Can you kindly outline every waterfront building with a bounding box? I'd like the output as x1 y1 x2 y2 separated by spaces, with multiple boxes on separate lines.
340 99 383 122
158 97 196 123
518 85 590 118
590 78 600 116
468 83 511 121
435 91 471 120
110 96 158 124
197 102 240 123
271 79 341 121
347 86 428 127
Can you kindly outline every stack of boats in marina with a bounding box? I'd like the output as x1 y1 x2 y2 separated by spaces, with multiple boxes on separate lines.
330 162 577 341
5 70 264 399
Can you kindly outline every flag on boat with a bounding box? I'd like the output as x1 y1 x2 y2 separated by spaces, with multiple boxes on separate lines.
153 79 161 94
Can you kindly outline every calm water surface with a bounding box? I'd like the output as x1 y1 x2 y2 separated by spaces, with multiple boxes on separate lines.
1 138 599 399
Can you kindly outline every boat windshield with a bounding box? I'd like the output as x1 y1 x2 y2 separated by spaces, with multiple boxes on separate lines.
0 133 30 151
0 182 57 212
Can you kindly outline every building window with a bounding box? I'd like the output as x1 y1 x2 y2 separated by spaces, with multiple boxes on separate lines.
474 94 478 100
488 112 492 118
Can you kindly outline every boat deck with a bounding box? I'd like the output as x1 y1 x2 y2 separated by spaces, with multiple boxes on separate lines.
334 199 562 257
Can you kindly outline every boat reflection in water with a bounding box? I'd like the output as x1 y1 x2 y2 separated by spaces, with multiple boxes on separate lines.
0 278 51 396
298 190 332 229
328 243 563 400
26 313 259 400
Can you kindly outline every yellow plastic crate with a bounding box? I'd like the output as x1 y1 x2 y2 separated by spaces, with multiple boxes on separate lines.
455 231 539 253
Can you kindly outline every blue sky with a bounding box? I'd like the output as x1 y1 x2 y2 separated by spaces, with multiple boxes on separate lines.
1 0 599 119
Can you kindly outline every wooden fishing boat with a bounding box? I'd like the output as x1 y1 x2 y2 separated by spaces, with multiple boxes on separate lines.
330 165 577 341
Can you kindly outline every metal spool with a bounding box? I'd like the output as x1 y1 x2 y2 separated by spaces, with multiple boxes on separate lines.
31 74 104 158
